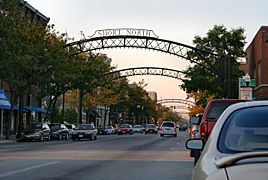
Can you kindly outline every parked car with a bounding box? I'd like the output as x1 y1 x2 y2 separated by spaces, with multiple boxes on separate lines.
49 123 70 140
159 121 177 137
133 125 144 133
105 125 116 134
65 124 76 137
186 101 268 180
18 122 51 142
117 124 133 135
189 114 203 139
144 124 157 134
200 99 247 141
188 114 203 158
97 126 107 135
72 123 98 141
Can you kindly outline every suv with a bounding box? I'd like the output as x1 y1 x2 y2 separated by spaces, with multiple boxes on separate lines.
191 99 247 165
159 121 177 137
200 99 247 141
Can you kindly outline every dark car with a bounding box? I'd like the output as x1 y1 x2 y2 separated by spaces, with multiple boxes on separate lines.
117 124 133 135
18 122 51 142
49 123 70 140
145 124 157 134
97 126 107 135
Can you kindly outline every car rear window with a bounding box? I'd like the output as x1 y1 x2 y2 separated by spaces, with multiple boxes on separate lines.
207 102 235 121
162 122 175 127
219 106 268 153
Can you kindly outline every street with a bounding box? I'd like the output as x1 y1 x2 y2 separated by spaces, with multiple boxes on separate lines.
0 131 193 180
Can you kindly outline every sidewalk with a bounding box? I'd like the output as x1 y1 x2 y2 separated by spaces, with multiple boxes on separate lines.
0 135 17 144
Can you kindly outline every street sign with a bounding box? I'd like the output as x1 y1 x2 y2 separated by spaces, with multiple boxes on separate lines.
240 87 252 100
240 79 256 87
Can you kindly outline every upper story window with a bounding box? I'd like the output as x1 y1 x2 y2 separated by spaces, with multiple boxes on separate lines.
265 32 268 43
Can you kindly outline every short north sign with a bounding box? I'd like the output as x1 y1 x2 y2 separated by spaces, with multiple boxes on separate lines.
90 28 159 38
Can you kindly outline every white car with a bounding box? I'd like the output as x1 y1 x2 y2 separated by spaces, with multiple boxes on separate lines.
72 124 97 141
186 101 268 180
159 121 177 137
105 125 115 135
133 125 144 133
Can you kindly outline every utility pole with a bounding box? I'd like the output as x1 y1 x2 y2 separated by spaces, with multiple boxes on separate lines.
226 51 233 99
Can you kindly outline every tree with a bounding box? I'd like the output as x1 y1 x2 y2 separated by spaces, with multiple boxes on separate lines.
181 25 246 102
0 0 53 138
71 53 115 124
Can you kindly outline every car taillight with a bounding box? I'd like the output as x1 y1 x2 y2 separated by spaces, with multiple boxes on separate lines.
159 127 162 130
174 127 176 131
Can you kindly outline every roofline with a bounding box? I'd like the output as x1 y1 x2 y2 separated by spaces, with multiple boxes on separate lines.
20 0 50 23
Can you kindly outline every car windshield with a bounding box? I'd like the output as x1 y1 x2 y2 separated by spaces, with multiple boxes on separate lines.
146 124 155 128
78 124 91 130
207 102 234 120
219 106 268 153
51 124 61 131
120 124 130 128
133 125 142 128
162 123 174 127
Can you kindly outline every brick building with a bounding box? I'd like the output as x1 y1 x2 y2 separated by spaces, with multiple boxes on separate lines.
244 26 268 100
0 0 50 138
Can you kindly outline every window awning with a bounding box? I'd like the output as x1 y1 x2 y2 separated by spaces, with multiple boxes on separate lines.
0 89 11 110
23 106 47 113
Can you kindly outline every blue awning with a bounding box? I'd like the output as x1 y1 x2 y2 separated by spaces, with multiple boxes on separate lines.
0 89 11 110
23 106 47 113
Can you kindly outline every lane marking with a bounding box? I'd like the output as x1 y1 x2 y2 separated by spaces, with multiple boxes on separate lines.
0 161 58 178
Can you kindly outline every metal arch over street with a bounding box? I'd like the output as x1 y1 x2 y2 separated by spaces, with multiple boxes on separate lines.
104 67 185 80
157 99 195 107
66 28 218 65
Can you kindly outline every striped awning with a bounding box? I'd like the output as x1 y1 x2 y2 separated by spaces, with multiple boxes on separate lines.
0 89 11 110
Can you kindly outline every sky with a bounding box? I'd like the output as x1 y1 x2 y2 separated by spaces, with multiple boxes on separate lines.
27 0 267 102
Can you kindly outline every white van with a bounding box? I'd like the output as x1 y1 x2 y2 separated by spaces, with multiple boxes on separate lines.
159 121 177 137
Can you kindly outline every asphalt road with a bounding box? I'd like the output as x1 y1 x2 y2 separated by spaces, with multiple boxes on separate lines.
0 131 193 180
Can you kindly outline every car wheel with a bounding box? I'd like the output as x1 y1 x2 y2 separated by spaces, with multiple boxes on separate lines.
48 135 51 141
72 138 76 141
174 133 177 137
89 135 93 141
40 135 44 142
94 135 97 140
59 134 62 140
66 134 69 140
160 134 164 137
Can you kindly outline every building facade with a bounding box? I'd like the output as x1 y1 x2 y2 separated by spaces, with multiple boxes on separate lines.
244 26 268 100
0 0 50 138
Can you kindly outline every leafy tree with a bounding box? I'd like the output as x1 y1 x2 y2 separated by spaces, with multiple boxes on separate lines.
64 108 77 124
181 25 246 102
0 0 53 138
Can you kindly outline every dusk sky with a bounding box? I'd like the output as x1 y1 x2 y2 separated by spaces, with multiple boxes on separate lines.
27 0 267 101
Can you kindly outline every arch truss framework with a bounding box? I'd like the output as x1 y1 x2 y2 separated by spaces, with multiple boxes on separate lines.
105 67 185 80
66 35 216 65
157 98 196 107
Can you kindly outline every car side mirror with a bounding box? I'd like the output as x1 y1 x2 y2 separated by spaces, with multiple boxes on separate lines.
189 116 199 124
185 138 205 151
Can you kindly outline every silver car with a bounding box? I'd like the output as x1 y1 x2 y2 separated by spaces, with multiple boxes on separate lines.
186 101 268 180
72 124 97 141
